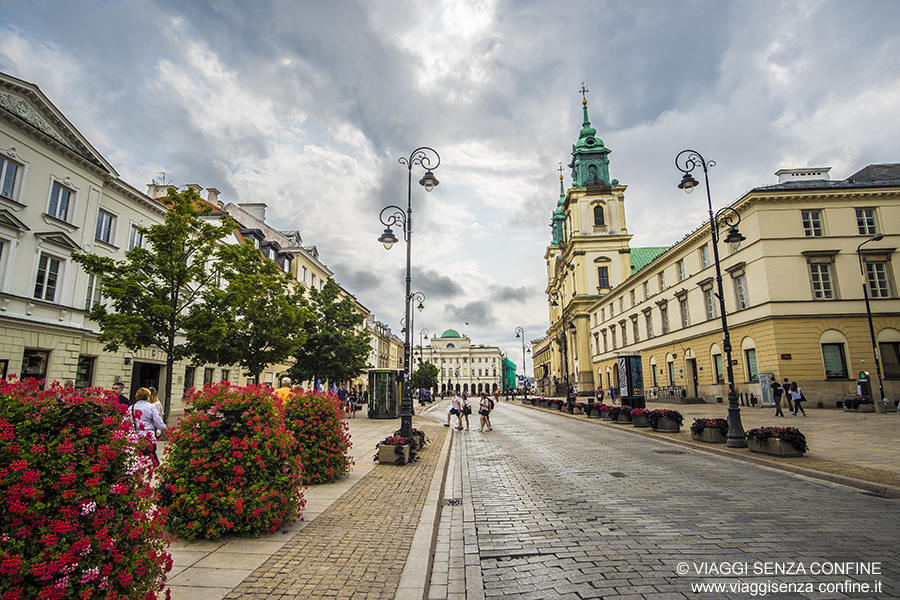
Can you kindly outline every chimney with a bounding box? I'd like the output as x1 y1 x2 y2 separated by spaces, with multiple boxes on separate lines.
146 183 167 199
239 202 268 223
774 167 831 184
206 187 222 207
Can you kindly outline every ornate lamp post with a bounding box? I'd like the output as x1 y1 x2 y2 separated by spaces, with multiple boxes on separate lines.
676 149 747 448
377 147 440 438
857 233 887 408
515 327 532 401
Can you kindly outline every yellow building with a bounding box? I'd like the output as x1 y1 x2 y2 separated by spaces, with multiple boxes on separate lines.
545 97 900 408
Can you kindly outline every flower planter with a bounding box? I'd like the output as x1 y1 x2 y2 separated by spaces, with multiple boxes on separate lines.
588 410 601 418
601 413 613 421
653 418 680 433
573 406 584 415
378 444 410 465
632 414 650 428
616 414 633 424
692 429 726 443
748 438 803 457
858 403 875 413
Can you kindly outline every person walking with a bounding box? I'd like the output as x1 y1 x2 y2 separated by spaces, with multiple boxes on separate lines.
129 387 167 466
347 388 358 418
783 377 795 415
111 382 130 407
446 389 463 429
274 377 293 402
789 382 807 417
460 393 472 431
337 384 349 413
478 392 493 431
771 379 785 418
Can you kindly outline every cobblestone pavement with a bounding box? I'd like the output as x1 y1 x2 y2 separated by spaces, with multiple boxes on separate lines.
429 402 900 600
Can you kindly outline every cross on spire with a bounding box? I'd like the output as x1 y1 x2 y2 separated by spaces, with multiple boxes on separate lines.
579 81 589 103
558 162 564 178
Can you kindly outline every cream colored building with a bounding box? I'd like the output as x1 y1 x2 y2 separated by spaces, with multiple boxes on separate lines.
428 329 503 396
544 96 900 406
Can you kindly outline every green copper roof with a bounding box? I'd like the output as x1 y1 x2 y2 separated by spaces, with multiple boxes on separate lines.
440 329 462 338
630 246 670 275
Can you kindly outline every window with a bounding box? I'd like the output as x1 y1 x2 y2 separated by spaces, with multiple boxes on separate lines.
822 343 848 379
85 274 102 311
679 296 690 328
0 156 20 199
593 205 605 226
881 342 900 378
602 331 608 352
48 182 73 221
856 208 877 235
128 225 144 251
630 290 636 306
659 272 666 291
184 366 196 395
866 262 891 298
704 289 717 320
667 361 675 386
745 349 758 382
593 333 599 354
611 328 617 350
619 297 624 313
802 211 823 237
95 210 115 244
620 323 627 346
660 305 670 334
597 266 609 288
701 245 711 269
677 260 686 281
713 354 724 384
22 349 49 383
645 312 653 338
810 264 834 299
651 363 658 387
34 253 61 302
75 356 94 389
204 368 215 384
301 266 308 284
643 281 650 300
221 369 230 382
734 274 749 309
311 274 317 288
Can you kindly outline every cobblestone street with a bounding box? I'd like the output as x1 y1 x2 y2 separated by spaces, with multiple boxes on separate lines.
430 402 900 599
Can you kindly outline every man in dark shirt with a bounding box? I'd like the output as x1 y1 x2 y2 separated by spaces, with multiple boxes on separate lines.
111 382 130 406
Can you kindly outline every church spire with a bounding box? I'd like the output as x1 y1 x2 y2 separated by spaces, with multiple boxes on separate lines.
569 84 617 188
551 163 567 247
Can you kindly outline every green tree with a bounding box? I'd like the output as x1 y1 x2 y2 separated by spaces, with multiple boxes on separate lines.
411 361 438 393
288 278 371 388
72 187 235 418
185 240 310 382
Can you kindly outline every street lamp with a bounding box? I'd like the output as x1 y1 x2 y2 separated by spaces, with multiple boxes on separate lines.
377 147 440 438
676 149 747 448
857 233 887 409
515 327 532 401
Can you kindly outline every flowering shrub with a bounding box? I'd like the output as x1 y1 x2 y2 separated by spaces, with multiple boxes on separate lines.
609 405 632 420
690 418 728 437
379 435 409 446
843 396 873 409
0 377 171 600
283 390 352 485
156 383 304 540
745 426 808 453
630 408 648 417
647 408 684 429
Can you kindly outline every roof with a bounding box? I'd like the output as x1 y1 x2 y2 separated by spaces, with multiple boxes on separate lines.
440 329 462 338
847 163 900 182
630 246 670 275
754 163 900 192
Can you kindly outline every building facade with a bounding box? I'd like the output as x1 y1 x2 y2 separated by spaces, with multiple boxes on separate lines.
545 95 900 407
428 329 504 395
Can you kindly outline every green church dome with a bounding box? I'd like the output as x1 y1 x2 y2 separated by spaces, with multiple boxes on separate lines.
440 329 462 338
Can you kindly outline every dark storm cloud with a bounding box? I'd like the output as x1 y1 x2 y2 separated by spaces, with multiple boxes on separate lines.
489 285 536 304
444 300 495 328
416 268 465 300
330 264 382 295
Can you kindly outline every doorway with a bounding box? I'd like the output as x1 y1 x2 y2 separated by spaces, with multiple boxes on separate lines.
685 358 699 397
130 362 161 398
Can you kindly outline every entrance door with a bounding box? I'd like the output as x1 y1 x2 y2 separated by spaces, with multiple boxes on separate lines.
131 362 161 398
685 358 699 397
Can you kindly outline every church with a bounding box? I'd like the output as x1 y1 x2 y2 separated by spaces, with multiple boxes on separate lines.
534 95 900 409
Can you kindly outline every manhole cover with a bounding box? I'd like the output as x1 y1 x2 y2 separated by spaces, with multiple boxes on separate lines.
609 471 627 478
653 450 687 455
443 498 463 506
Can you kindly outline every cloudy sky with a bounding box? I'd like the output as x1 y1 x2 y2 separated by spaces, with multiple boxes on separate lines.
3 0 900 373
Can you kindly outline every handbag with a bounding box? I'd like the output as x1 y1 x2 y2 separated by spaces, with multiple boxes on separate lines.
462 403 472 415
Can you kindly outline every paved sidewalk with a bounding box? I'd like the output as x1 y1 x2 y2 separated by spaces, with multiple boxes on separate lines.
164 408 449 600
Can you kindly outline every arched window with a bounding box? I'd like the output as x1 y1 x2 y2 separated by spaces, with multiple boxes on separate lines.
820 330 850 379
588 164 599 185
593 205 605 227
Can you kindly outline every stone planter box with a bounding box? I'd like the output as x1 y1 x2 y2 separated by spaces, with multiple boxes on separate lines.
616 414 633 424
844 404 875 412
653 418 680 433
588 410 601 418
632 414 650 428
601 413 613 421
748 438 803 457
573 406 584 415
691 428 726 444
378 444 410 465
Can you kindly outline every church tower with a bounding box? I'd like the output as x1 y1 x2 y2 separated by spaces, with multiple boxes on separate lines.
541 89 634 399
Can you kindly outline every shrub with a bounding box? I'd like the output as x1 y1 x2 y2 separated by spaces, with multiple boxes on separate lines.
745 426 808 454
156 383 304 541
648 408 684 429
609 405 632 420
690 418 729 437
0 377 171 600
283 390 352 485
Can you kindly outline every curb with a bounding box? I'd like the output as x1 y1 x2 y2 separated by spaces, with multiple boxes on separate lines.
515 401 900 499
395 415 454 599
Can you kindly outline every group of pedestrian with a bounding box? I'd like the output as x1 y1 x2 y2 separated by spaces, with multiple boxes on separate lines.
444 389 495 431
112 382 168 466
770 377 807 418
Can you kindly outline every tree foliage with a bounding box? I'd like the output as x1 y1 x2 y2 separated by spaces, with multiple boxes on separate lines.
288 279 371 387
186 240 310 382
411 361 438 392
72 188 234 418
